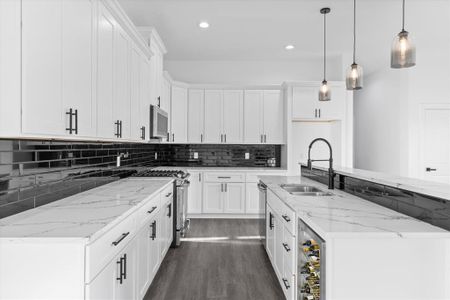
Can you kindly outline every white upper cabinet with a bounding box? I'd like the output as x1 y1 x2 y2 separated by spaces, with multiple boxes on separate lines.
21 0 64 136
244 90 284 144
222 90 244 143
170 85 188 143
96 1 115 139
292 83 346 121
263 90 284 144
130 46 148 141
187 89 205 143
204 90 223 143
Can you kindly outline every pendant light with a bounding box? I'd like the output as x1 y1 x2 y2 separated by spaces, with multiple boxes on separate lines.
391 0 416 68
346 0 363 90
319 8 331 102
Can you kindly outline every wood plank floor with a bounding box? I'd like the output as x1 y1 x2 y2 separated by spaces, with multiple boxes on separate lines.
144 219 285 300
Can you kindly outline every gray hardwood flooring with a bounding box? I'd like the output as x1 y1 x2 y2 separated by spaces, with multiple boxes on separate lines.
144 219 285 300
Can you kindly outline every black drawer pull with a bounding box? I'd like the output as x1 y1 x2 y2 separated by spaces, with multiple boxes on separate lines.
122 254 127 280
167 203 172 218
150 221 157 240
269 212 274 230
282 243 291 252
282 278 290 289
116 258 123 284
282 215 291 222
165 192 172 198
217 176 231 179
112 232 130 246
147 206 157 214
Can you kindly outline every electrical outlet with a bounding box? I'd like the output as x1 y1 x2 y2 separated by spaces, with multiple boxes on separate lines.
245 153 250 160
154 152 158 160
194 152 199 159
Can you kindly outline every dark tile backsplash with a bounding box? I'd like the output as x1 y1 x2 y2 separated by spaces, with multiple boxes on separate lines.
0 140 280 219
301 166 450 231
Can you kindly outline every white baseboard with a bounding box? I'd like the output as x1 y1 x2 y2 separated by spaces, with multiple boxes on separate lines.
188 214 263 219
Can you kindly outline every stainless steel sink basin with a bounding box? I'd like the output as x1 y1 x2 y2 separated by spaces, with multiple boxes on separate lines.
280 184 333 196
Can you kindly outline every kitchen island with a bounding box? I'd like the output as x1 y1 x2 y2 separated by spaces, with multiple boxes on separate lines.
0 178 175 300
259 175 450 300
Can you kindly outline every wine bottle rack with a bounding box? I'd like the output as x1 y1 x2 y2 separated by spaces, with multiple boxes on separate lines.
298 219 326 300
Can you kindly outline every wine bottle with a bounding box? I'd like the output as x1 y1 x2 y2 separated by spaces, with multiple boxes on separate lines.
300 265 315 274
302 239 317 247
308 250 320 257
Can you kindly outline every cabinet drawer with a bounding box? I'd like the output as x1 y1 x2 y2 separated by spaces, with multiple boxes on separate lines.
85 215 136 283
136 194 161 228
283 226 296 273
281 204 296 235
161 183 174 204
282 258 296 300
204 172 245 182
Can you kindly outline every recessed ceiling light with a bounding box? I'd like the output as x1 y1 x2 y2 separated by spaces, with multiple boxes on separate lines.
285 44 295 50
199 21 210 29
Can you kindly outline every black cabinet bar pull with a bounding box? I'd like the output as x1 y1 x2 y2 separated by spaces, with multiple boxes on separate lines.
147 206 157 214
217 176 231 179
119 121 123 138
172 133 174 142
260 134 263 143
74 109 78 134
112 232 130 246
167 203 172 217
122 254 127 280
167 133 170 142
224 134 227 143
150 221 157 240
318 109 321 118
426 167 437 172
201 133 203 143
165 192 172 198
282 243 291 252
115 120 120 137
116 258 123 284
282 278 290 289
66 108 73 134
282 215 291 222
264 134 267 143
269 212 274 229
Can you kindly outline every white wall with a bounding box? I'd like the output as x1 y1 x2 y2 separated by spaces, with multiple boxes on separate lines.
354 0 450 178
165 57 343 85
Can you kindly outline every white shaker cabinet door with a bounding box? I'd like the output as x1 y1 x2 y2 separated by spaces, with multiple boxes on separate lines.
292 86 319 120
188 171 203 214
136 221 151 299
266 205 275 261
114 240 136 300
130 46 142 141
171 86 188 143
96 3 115 139
245 182 262 214
21 0 64 136
223 90 244 144
223 183 245 214
203 182 223 213
86 257 115 300
204 90 223 143
62 0 96 137
244 90 264 144
263 90 284 144
187 89 205 143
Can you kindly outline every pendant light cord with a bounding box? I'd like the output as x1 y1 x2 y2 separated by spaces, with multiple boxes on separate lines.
323 11 327 81
402 0 405 31
353 0 356 64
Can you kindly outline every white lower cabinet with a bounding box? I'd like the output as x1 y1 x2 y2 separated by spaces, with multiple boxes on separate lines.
266 190 297 300
203 181 245 214
187 171 203 214
245 182 262 214
203 182 223 213
223 183 245 214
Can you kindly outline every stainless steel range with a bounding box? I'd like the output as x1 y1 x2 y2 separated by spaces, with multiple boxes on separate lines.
132 169 190 247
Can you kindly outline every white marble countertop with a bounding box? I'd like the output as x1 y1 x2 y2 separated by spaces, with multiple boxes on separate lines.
300 163 450 202
155 166 287 172
259 175 450 239
0 178 173 241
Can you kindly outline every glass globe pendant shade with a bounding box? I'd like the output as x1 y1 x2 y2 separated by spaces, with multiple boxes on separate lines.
391 30 416 68
319 80 331 101
346 63 363 90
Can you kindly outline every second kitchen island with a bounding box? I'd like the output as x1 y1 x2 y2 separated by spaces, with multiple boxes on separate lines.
259 176 450 300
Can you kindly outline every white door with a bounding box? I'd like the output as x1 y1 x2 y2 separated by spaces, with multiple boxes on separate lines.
223 183 245 214
148 216 159 280
22 0 64 136
115 240 136 300
245 182 261 214
62 0 96 138
263 90 284 144
130 47 142 140
421 107 450 183
244 90 263 143
86 257 115 300
204 90 223 143
113 27 131 139
96 3 115 138
203 182 223 213
187 89 205 143
170 86 188 143
266 205 275 260
292 86 318 120
223 90 244 143
188 172 203 214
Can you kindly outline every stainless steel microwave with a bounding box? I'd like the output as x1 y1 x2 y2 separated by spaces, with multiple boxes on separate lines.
150 105 168 139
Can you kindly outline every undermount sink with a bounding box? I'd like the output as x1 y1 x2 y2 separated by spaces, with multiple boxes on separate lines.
280 184 333 196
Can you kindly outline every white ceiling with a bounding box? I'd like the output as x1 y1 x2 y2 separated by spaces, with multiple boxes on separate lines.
119 0 449 72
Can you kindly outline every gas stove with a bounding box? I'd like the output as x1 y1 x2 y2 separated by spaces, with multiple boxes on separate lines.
132 169 189 179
